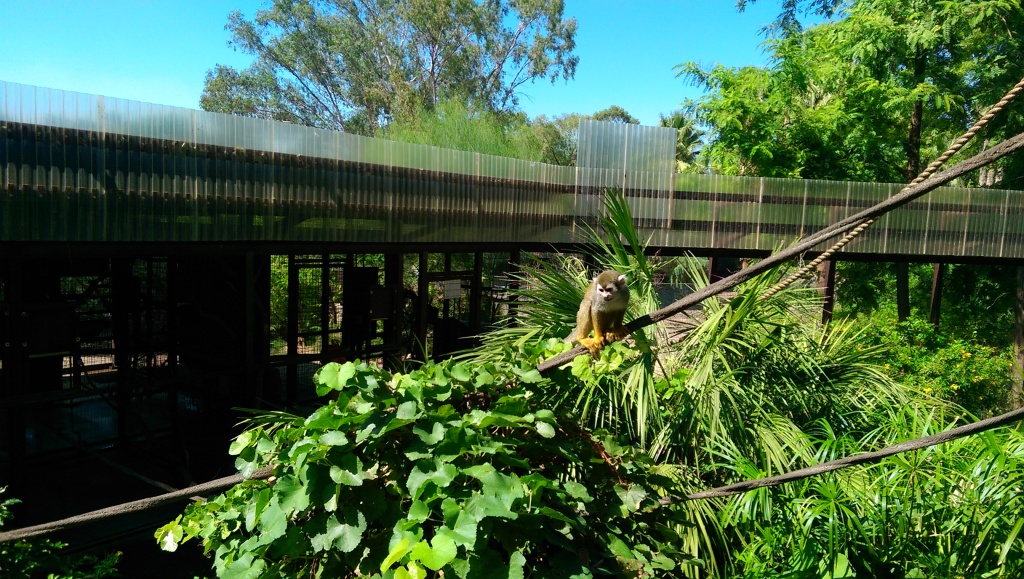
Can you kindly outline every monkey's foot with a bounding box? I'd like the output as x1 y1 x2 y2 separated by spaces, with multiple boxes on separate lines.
604 327 630 343
578 337 604 356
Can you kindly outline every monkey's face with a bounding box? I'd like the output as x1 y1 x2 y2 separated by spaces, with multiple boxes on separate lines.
594 275 626 302
596 284 618 301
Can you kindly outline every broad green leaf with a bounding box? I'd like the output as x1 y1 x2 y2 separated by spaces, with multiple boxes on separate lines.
465 494 518 520
397 400 420 420
615 485 646 512
476 470 522 508
410 534 458 571
228 431 253 455
333 511 366 553
535 421 556 438
408 461 458 500
450 364 472 382
407 466 431 500
274 474 310 514
330 453 368 487
255 434 276 453
312 511 366 553
474 370 495 387
319 430 349 446
461 463 496 480
155 519 183 552
395 562 427 579
257 500 288 541
381 537 411 573
413 422 446 445
315 363 340 396
516 368 543 383
562 481 593 502
244 488 271 532
318 362 356 394
508 550 526 579
437 510 478 548
408 500 430 523
606 534 634 560
538 506 576 526
222 554 267 579
234 447 258 478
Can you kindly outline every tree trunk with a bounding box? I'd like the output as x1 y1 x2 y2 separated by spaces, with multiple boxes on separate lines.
905 52 926 181
896 263 910 322
1012 267 1024 408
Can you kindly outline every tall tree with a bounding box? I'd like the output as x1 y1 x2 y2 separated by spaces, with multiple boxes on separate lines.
683 0 1024 182
201 0 578 134
659 110 704 170
529 106 640 166
531 112 584 165
591 105 640 124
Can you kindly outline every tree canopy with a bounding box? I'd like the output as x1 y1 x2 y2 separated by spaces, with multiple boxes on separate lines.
591 105 640 125
201 0 579 135
686 0 1024 184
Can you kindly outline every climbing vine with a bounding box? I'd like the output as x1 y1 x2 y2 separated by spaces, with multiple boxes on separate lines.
157 348 696 577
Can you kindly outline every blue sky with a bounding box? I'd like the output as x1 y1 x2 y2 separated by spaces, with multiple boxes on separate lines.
0 0 786 126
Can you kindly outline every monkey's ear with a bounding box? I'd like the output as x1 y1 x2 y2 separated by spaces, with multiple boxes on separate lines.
617 274 627 286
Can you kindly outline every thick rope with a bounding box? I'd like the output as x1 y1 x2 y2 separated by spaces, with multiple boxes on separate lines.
0 467 273 543
540 77 1024 370
666 403 1024 503
761 75 1024 299
2 405 1022 542
537 130 1024 373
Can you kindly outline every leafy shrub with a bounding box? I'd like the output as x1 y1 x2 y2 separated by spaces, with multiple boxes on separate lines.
157 355 698 577
865 315 1011 416
725 405 1024 578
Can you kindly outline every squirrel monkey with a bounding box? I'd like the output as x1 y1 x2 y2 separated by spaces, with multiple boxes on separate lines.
568 270 630 355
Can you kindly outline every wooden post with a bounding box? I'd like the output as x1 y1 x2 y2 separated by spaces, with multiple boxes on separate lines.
112 258 134 443
929 263 946 328
443 253 452 320
470 252 483 334
1012 267 1024 409
320 253 331 358
383 253 404 368
245 251 257 406
286 255 299 403
508 249 521 323
821 259 837 325
417 252 429 360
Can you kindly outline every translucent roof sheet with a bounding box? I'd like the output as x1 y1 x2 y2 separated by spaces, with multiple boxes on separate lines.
2 81 1023 258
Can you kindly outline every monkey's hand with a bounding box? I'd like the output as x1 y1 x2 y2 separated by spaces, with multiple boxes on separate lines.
577 336 605 356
